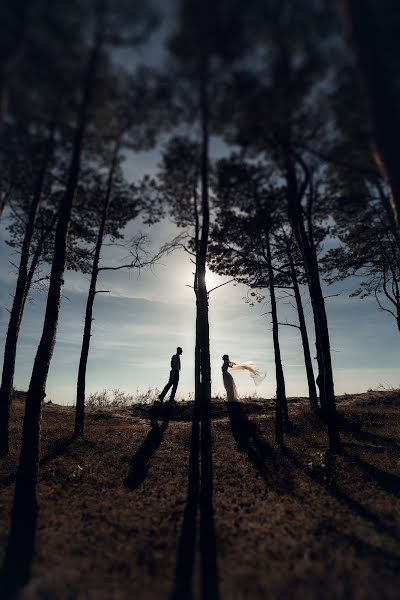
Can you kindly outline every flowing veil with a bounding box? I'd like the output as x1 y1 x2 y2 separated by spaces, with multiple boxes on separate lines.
230 362 266 386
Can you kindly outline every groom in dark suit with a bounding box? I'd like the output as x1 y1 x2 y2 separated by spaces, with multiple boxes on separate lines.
158 346 182 402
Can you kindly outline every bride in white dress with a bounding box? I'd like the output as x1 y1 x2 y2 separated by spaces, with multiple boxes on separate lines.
222 355 266 402
222 355 239 402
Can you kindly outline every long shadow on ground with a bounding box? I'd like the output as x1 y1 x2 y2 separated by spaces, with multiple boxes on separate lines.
200 398 219 600
337 413 399 450
171 397 219 600
227 402 400 563
227 402 274 482
283 446 400 545
1 435 75 488
294 421 400 500
342 449 400 498
171 401 200 600
227 401 293 491
124 400 173 490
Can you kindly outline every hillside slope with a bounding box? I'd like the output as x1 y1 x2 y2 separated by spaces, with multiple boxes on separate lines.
0 392 399 599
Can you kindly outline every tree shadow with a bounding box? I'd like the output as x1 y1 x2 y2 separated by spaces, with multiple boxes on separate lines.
0 434 82 597
292 421 400 500
1 435 75 488
40 435 75 466
0 495 37 599
283 446 400 544
124 400 173 490
342 449 400 499
227 401 293 491
340 530 400 565
337 413 399 450
171 397 219 600
199 398 219 600
171 401 200 600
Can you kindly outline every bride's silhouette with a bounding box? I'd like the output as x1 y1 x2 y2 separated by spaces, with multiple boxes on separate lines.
222 354 239 402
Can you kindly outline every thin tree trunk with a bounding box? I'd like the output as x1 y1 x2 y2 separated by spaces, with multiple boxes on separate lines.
0 191 8 220
276 39 339 451
286 246 319 415
265 231 286 446
285 165 340 452
197 59 211 413
21 213 58 315
197 54 219 600
193 188 201 422
341 0 400 233
0 0 30 123
74 142 119 437
0 129 53 456
313 317 326 411
0 37 100 594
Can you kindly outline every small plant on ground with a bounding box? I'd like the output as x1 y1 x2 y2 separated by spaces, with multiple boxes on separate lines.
306 449 337 483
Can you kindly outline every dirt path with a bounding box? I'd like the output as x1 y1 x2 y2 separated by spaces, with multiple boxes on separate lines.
0 392 399 599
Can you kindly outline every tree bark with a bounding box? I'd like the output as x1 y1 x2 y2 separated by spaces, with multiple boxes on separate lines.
341 0 400 233
0 0 30 123
0 190 8 220
197 54 219 600
21 213 58 315
1 38 100 593
197 57 211 412
273 31 339 451
285 157 340 452
286 246 319 415
313 317 326 412
74 142 119 437
265 230 286 446
0 129 53 456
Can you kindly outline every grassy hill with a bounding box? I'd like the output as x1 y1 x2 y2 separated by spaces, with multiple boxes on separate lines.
0 391 399 599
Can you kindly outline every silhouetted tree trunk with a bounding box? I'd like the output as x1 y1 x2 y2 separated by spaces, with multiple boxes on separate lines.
1 37 100 593
265 229 286 446
0 190 8 220
285 153 340 452
197 55 218 600
313 318 326 412
0 0 30 123
194 220 201 427
286 245 319 415
21 214 58 315
273 37 340 449
197 59 211 411
197 57 211 412
341 0 400 233
0 128 53 456
74 142 119 437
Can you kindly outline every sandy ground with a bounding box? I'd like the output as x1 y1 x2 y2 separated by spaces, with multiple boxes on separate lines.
0 391 399 599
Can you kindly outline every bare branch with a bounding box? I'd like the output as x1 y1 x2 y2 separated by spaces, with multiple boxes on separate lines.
277 321 301 329
374 288 397 319
208 279 235 294
98 232 159 272
382 261 397 307
158 232 195 258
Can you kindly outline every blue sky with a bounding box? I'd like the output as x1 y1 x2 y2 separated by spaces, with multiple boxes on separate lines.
0 204 399 405
1 11 399 405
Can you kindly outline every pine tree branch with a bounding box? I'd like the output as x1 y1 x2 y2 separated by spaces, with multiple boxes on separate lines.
208 279 235 294
374 288 397 319
277 321 300 329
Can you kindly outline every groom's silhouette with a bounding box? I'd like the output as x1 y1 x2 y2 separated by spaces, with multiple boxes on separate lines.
158 346 182 402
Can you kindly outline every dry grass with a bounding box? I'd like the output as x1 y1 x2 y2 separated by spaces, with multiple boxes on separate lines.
0 390 399 599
